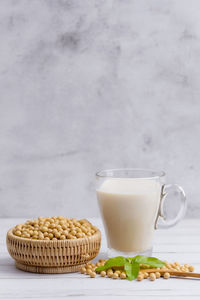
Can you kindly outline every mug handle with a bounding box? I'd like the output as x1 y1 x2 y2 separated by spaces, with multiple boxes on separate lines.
155 184 187 229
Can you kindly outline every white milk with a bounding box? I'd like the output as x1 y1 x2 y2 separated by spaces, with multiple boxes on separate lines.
97 178 161 253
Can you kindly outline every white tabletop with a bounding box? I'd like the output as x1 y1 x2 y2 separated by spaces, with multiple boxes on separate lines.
0 218 200 300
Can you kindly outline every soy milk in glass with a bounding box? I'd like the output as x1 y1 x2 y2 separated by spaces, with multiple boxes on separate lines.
96 169 186 257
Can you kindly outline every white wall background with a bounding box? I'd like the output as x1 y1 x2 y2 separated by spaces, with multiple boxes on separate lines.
0 0 200 218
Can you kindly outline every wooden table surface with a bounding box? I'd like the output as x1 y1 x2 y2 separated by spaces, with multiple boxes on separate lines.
0 218 200 300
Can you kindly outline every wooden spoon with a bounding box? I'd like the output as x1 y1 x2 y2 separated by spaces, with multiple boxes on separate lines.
141 269 200 279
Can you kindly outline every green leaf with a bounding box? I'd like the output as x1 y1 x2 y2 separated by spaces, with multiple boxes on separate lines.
95 256 127 272
124 261 140 281
95 255 165 278
134 255 165 268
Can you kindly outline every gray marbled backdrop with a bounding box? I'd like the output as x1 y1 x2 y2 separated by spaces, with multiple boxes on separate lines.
0 0 200 218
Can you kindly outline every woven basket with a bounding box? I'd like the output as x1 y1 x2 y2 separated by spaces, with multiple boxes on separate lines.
6 227 101 274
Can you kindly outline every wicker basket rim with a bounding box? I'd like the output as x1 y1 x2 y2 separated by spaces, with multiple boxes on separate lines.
7 227 101 245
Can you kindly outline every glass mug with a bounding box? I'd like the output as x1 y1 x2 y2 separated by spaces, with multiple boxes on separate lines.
96 169 186 257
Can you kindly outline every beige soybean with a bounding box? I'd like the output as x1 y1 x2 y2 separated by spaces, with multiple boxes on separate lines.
86 269 92 275
80 267 86 274
112 272 119 279
90 272 96 278
107 269 113 278
164 272 170 279
120 272 126 279
155 272 161 278
100 271 106 277
189 266 194 272
149 273 156 281
137 274 144 281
